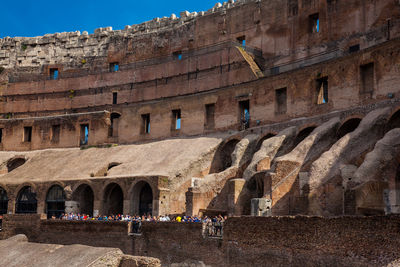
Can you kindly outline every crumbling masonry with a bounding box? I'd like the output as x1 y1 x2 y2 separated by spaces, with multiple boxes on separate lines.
0 0 400 218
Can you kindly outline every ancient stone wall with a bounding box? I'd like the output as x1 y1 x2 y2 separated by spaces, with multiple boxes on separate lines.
2 215 400 266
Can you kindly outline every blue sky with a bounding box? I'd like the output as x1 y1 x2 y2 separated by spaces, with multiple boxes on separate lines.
1 0 219 38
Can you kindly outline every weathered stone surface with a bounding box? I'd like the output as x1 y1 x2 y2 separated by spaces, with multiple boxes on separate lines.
0 234 161 267
243 126 297 180
308 108 392 216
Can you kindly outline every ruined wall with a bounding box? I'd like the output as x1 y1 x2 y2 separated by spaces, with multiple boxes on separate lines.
0 0 399 150
1 38 400 150
2 215 400 266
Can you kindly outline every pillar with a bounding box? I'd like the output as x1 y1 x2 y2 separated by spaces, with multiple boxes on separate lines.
228 178 246 216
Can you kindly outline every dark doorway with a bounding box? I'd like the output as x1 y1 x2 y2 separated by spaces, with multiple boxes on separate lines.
46 185 65 219
109 113 121 137
239 100 250 130
0 187 8 215
337 118 362 139
80 124 89 145
72 184 94 216
139 183 153 216
16 186 37 214
131 181 153 216
103 183 123 216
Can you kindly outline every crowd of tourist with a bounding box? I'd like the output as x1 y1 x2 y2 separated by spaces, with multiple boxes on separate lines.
56 213 226 236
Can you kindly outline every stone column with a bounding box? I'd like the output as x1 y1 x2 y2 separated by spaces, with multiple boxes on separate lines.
93 200 101 217
185 188 205 216
228 178 246 216
65 201 80 214
123 199 130 215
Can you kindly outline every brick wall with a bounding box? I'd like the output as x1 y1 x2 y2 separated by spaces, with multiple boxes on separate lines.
2 215 400 266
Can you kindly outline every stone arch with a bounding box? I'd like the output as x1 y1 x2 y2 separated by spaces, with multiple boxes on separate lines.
46 185 65 219
0 187 8 215
293 125 317 147
7 157 26 173
210 138 241 173
103 183 123 216
337 117 362 139
130 180 154 216
71 184 94 216
255 133 276 151
386 108 400 132
15 186 37 214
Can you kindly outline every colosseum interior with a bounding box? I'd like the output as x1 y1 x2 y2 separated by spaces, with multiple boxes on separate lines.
1 0 400 266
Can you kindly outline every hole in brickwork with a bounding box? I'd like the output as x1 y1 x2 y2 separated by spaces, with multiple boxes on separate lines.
316 77 328 105
7 157 26 173
309 13 320 33
360 63 374 94
275 87 287 114
24 126 32 142
172 109 181 131
205 103 216 130
141 114 150 134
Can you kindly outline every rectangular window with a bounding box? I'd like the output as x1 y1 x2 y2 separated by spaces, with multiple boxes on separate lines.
205 104 215 130
172 109 181 131
173 51 182 60
309 13 320 33
237 36 246 47
316 77 328 105
0 128 3 143
349 44 360 53
112 92 118 105
239 100 250 130
50 68 59 80
109 63 119 72
51 125 60 143
24 126 32 142
360 63 374 94
275 88 287 114
80 124 89 145
141 114 150 134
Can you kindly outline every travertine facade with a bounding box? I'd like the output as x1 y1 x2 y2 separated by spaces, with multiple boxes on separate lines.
0 0 400 219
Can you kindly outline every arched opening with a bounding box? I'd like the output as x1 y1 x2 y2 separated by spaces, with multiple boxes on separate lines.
0 187 8 215
16 186 37 214
103 183 123 216
46 185 65 219
255 133 276 151
210 139 241 173
293 126 316 147
131 181 153 216
387 110 400 132
337 118 362 139
72 184 94 216
7 158 26 173
109 113 121 137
